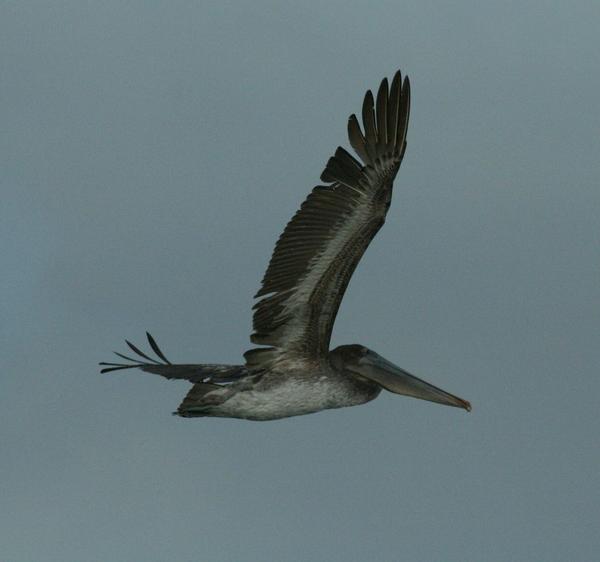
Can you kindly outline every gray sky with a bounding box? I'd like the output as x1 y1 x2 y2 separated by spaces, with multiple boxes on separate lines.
2 1 599 561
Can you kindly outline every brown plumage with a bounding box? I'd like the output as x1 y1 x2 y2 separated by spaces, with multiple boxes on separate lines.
101 71 471 421
246 72 410 370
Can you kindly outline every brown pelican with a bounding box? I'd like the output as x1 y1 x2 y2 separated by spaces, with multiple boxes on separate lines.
100 70 471 420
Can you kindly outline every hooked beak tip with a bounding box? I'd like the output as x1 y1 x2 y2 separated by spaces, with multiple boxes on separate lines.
461 399 472 412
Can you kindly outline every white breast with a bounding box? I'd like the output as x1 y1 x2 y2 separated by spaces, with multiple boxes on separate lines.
214 377 371 421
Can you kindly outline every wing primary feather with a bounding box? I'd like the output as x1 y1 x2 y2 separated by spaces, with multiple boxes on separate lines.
320 152 362 188
397 77 411 150
113 351 143 363
376 77 389 149
361 90 378 162
334 146 363 171
387 71 401 149
126 339 161 364
146 332 172 364
101 365 136 374
348 114 369 164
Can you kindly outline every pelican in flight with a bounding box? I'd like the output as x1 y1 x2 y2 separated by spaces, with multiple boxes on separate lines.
101 70 471 420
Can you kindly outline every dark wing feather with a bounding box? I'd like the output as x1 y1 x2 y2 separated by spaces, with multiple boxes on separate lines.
100 333 248 383
245 72 410 371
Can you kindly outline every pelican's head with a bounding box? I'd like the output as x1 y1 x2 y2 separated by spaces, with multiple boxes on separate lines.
329 344 471 411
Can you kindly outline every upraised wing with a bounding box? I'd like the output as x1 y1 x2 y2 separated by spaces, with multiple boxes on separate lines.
245 71 410 371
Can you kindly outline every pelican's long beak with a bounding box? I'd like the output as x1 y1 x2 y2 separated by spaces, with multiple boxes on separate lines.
350 351 471 411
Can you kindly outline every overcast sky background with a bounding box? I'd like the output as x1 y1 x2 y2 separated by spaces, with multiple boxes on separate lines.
2 2 599 561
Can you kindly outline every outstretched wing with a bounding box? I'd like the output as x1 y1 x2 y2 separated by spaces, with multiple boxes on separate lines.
100 332 248 383
245 71 410 371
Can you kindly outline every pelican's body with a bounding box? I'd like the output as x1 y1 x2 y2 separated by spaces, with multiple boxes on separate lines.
191 366 380 421
101 70 471 420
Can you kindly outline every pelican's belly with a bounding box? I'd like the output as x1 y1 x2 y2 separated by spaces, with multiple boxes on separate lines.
213 376 376 421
